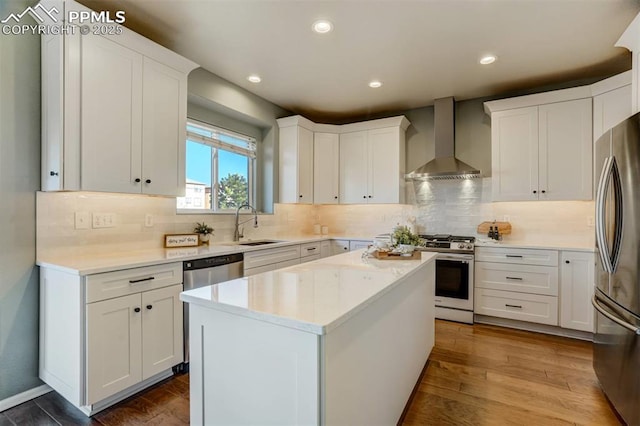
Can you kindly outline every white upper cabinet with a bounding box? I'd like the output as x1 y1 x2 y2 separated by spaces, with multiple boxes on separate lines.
538 98 592 201
592 71 632 142
313 133 340 204
278 115 409 205
616 14 640 114
339 130 369 203
40 0 198 196
278 118 314 204
339 126 405 204
485 88 593 202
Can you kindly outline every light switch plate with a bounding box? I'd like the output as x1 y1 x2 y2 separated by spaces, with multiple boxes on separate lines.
145 214 153 227
75 212 90 230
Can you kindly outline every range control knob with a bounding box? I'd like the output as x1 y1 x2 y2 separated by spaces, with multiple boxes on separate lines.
457 243 464 249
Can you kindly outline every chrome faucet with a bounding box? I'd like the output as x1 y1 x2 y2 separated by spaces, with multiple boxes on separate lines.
233 203 258 241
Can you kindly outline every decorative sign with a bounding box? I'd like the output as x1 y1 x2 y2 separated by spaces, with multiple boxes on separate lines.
164 233 199 248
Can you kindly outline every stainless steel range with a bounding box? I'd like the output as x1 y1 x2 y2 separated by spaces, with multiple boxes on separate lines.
418 234 475 324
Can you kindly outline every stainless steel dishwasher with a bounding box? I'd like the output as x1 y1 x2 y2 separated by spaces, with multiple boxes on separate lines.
183 253 243 364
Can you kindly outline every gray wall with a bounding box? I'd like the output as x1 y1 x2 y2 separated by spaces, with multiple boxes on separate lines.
0 0 43 401
188 69 291 213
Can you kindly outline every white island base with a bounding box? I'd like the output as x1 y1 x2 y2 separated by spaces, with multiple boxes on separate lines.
182 251 436 425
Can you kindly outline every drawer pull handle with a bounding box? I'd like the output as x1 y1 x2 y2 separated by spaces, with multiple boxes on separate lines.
129 277 155 284
505 255 523 258
505 276 523 281
505 304 523 309
307 247 317 251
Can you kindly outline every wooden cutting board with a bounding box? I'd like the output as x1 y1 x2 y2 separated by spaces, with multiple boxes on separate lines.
477 221 512 235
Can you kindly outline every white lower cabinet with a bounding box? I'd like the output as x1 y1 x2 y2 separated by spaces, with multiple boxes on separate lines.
475 247 559 326
475 288 559 326
330 239 350 255
559 251 595 332
349 240 372 251
40 262 183 414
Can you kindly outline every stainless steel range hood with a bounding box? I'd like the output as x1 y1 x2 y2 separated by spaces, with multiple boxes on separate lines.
405 97 480 181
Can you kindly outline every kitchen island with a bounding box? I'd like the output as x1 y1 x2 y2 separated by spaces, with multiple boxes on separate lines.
180 250 436 425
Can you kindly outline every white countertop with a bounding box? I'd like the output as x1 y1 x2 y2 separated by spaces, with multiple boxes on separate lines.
36 236 334 275
180 250 437 335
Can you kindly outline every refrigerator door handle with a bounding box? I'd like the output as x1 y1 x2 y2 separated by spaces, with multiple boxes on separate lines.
592 295 640 335
609 157 624 272
595 157 614 273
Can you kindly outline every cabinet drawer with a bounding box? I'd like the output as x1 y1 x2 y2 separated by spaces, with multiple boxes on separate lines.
244 245 301 269
86 262 182 303
301 254 321 264
474 288 558 326
300 242 321 259
475 262 558 296
244 258 301 277
475 247 558 266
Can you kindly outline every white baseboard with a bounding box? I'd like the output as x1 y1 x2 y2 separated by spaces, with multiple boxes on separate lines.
0 384 52 412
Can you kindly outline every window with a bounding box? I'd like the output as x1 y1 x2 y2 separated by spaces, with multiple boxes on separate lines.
177 120 256 212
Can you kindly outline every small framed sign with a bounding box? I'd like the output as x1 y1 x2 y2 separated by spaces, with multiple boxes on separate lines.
164 233 199 248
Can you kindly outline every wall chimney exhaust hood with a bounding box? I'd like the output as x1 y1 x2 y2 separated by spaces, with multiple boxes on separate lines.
405 97 480 181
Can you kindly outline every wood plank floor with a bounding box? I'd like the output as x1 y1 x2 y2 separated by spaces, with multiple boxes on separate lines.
1 320 622 425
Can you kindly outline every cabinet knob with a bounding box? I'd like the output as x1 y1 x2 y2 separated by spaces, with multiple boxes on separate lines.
134 178 141 183
49 171 59 176
368 195 372 198
146 305 153 310
134 307 141 313
533 190 537 194
541 190 546 194
299 194 303 198
565 260 570 264
334 196 338 199
145 179 152 184
363 196 367 199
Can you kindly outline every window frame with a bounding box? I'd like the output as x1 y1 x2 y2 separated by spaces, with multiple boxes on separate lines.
177 119 257 214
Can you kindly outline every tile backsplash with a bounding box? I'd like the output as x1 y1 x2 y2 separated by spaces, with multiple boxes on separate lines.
36 192 316 256
37 179 595 256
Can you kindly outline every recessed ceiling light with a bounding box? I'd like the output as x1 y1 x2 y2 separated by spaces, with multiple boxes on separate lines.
312 20 333 34
479 55 497 65
369 80 383 88
247 75 261 83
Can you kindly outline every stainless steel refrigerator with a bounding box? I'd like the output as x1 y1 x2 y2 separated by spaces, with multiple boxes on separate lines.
593 112 640 426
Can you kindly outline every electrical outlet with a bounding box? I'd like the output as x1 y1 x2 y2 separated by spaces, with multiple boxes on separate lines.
587 216 595 227
145 214 153 227
503 215 511 222
92 213 115 228
75 212 90 230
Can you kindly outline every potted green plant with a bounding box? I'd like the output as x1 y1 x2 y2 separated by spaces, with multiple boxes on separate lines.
194 222 214 244
391 225 422 253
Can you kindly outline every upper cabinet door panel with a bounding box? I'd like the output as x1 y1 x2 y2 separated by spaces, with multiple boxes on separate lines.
141 57 187 197
80 35 143 194
538 98 592 201
313 133 339 204
491 107 539 201
368 127 400 203
339 131 368 204
297 127 314 204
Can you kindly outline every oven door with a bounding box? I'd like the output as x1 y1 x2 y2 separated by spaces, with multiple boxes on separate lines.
435 253 474 311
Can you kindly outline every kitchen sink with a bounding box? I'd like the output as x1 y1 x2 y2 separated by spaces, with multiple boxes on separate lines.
237 240 283 246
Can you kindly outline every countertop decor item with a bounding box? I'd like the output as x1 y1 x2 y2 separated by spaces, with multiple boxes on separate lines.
164 234 199 248
194 222 214 245
477 221 512 236
391 225 423 247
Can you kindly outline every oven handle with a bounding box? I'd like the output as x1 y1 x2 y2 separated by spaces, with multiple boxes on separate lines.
436 254 474 261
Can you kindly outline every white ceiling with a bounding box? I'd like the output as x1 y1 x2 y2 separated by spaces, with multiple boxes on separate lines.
80 0 640 122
